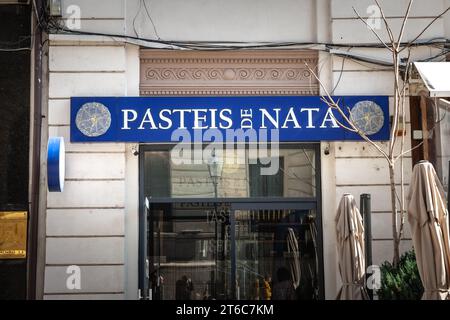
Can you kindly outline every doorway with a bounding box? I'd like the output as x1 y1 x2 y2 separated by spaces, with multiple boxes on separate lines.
138 144 324 300
144 200 321 300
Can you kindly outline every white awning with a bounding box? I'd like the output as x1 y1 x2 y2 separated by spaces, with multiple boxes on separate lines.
413 62 450 97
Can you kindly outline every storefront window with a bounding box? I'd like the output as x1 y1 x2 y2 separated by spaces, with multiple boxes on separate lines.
142 144 322 300
143 146 317 199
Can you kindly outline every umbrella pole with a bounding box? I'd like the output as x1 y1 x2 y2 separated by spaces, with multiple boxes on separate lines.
361 194 373 300
447 160 449 214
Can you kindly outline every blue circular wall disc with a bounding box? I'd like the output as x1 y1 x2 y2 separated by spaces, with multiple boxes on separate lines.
47 137 65 192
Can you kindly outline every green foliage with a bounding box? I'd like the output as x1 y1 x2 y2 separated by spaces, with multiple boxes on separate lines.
377 250 424 300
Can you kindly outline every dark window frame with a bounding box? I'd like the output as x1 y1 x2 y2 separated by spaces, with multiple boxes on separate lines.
138 142 324 299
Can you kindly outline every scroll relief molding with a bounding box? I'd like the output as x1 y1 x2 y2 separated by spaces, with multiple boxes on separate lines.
140 51 319 96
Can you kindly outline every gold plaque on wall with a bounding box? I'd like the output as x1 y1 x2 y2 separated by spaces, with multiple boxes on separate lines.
0 211 27 259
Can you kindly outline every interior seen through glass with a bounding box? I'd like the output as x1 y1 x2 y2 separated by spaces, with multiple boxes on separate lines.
149 203 319 300
144 147 316 198
144 146 320 300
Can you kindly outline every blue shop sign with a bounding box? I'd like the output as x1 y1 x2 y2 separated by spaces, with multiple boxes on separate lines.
70 96 389 142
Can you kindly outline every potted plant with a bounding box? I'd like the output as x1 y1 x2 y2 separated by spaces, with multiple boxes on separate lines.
377 250 424 300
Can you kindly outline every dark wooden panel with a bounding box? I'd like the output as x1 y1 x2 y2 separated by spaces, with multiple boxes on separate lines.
0 3 31 300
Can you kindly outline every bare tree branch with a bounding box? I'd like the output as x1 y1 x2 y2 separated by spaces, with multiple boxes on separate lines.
352 6 393 52
396 0 414 48
374 0 396 44
399 48 411 95
305 62 391 162
400 5 450 52
389 60 401 155
322 100 358 133
397 48 411 241
390 49 411 157
308 0 448 263
394 141 423 162
394 51 415 164
343 0 447 265
320 99 358 132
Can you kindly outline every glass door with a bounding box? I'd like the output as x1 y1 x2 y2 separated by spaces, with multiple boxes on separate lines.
145 201 320 300
230 203 319 300
148 202 232 300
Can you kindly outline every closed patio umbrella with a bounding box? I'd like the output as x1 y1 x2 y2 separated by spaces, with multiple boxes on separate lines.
407 160 450 300
335 193 369 300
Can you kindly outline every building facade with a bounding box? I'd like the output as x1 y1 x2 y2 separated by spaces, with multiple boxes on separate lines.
31 0 450 300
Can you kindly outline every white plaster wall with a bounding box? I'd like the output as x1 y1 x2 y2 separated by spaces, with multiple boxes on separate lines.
60 0 317 42
44 41 128 299
124 44 140 300
42 0 450 300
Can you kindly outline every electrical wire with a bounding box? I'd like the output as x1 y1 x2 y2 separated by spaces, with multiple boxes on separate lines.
421 48 450 61
132 0 161 41
48 25 450 67
0 2 446 108
331 47 351 95
0 47 32 52
142 0 160 40
0 0 46 52
31 0 45 30
4 0 450 53
45 18 450 52
132 0 143 38
3 4 450 69
21 4 450 55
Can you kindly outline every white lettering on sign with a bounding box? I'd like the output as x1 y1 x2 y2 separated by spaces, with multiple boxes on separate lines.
300 108 320 128
260 108 280 128
219 109 233 129
281 108 301 129
138 108 158 129
172 109 190 129
119 107 341 131
320 108 339 128
159 109 172 129
193 109 209 129
122 109 138 130
71 96 389 142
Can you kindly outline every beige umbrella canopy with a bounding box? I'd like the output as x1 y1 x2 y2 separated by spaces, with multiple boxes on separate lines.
335 193 369 300
407 160 450 300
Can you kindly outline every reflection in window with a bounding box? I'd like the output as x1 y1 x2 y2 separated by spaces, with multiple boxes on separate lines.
249 158 284 197
143 147 316 198
150 203 320 300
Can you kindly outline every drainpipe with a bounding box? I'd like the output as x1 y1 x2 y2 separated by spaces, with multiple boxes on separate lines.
418 92 430 161
27 0 44 300
360 194 372 299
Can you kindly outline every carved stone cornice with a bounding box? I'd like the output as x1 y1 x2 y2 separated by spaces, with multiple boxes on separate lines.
140 50 319 96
